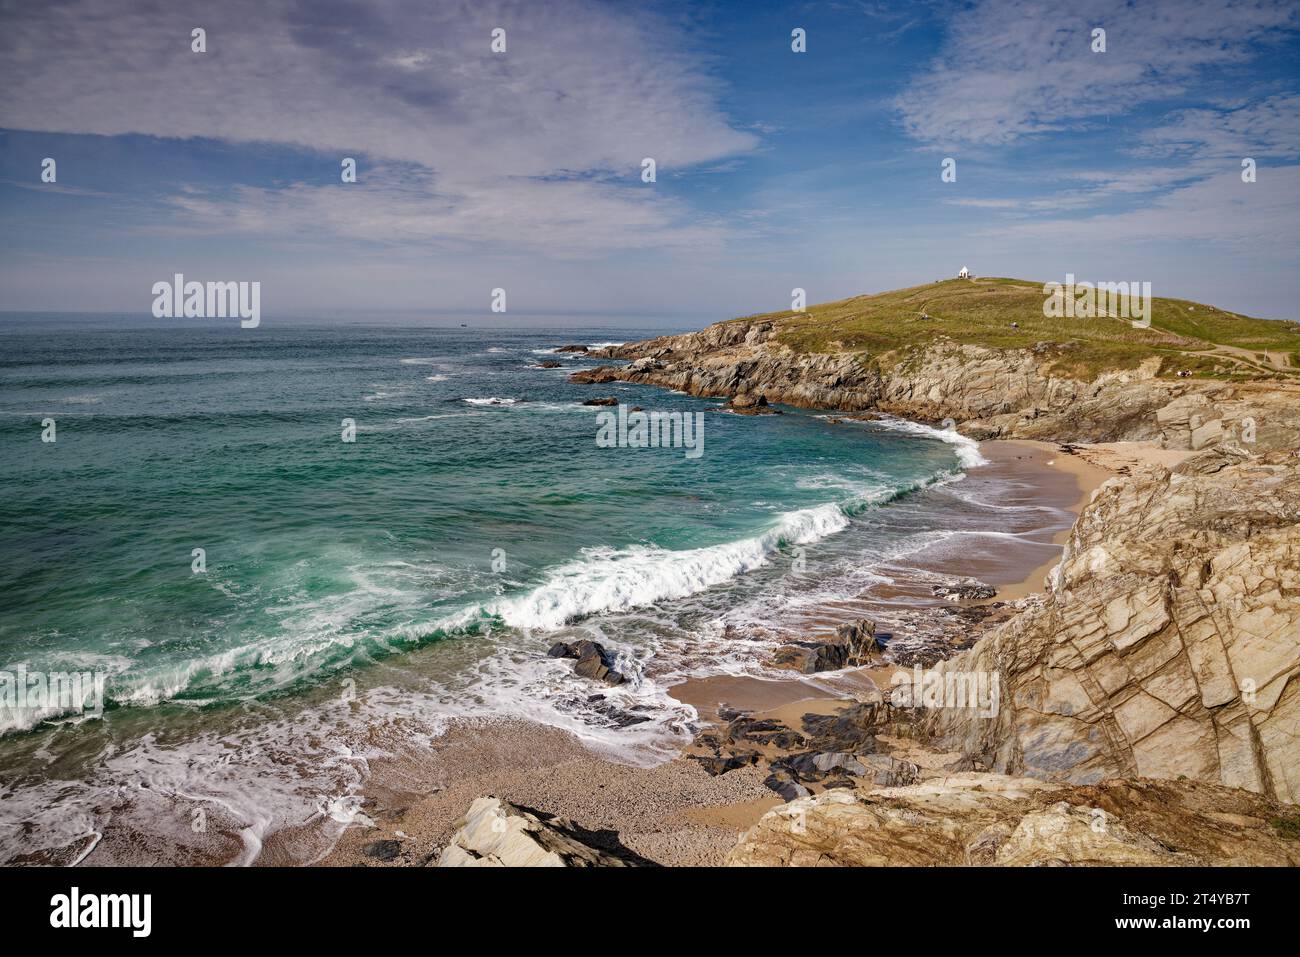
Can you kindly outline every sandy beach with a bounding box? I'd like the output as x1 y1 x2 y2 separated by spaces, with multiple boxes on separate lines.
318 437 1189 867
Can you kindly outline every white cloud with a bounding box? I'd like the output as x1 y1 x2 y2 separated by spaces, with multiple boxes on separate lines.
0 0 756 254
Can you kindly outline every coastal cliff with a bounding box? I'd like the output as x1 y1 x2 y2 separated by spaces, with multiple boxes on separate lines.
578 315 1300 449
571 281 1300 817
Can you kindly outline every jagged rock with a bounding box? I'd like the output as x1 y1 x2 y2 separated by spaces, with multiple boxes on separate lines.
568 365 624 384
690 751 760 776
546 640 626 685
555 344 589 353
727 774 1300 866
915 446 1300 803
773 642 848 673
581 397 618 406
773 619 880 673
726 393 779 415
537 360 563 368
763 769 811 802
436 797 643 867
800 702 890 752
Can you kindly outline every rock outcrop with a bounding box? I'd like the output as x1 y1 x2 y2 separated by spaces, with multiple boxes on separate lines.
436 797 648 867
773 619 881 673
727 774 1300 866
547 639 626 685
916 445 1300 803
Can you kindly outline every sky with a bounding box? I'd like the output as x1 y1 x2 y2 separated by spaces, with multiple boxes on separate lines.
1 0 1298 325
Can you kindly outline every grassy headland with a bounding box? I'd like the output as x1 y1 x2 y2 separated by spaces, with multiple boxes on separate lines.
728 277 1300 382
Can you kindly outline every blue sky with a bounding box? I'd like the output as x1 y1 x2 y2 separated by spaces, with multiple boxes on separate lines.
1 0 1298 324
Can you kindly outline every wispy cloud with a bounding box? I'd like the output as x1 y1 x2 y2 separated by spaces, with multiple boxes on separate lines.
980 166 1300 250
895 0 1299 147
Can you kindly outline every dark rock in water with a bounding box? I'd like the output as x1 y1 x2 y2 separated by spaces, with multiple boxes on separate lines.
931 578 997 600
590 699 651 727
362 839 402 862
726 393 780 415
772 618 879 673
546 639 626 685
773 642 845 673
763 769 811 802
582 397 619 406
538 360 563 368
569 365 625 384
832 619 880 662
690 751 760 776
556 344 590 353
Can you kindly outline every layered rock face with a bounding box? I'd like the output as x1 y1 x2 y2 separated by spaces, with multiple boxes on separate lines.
728 773 1300 866
918 446 1300 803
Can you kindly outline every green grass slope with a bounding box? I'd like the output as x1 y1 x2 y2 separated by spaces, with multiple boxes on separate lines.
732 277 1300 381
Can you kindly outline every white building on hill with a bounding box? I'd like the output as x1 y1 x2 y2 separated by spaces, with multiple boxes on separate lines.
958 266 971 279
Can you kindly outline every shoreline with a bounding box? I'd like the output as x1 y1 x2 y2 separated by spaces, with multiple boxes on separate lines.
319 435 1159 867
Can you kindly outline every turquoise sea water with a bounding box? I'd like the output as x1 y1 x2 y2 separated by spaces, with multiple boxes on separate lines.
0 315 1039 863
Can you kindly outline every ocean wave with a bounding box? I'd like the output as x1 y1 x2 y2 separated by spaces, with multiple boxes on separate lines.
484 504 850 631
869 416 990 469
462 397 518 406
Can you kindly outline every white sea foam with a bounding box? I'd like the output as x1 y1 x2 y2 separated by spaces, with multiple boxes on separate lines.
462 397 518 406
486 504 850 631
870 416 990 468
